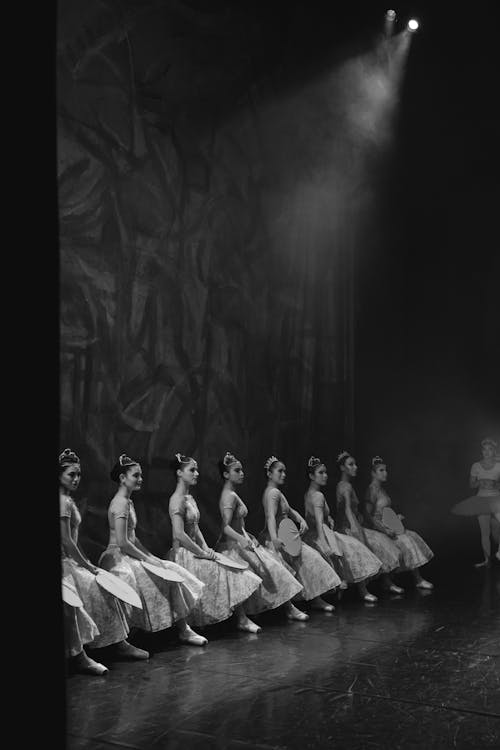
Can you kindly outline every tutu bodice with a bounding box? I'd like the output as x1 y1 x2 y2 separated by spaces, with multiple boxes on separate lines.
107 496 138 546
221 492 248 534
183 496 201 539
60 495 82 554
364 483 392 528
169 494 201 547
335 482 364 535
304 491 331 528
264 488 291 527
471 462 500 496
370 484 391 508
60 496 81 535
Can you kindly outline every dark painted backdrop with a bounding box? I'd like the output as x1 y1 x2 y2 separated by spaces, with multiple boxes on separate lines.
58 0 499 565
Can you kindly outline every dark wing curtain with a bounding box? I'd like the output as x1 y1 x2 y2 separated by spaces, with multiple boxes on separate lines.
58 0 359 558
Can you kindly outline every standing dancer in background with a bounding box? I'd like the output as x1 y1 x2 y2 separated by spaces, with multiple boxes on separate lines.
336 451 404 595
59 449 149 667
215 452 304 621
303 456 381 603
169 454 262 633
365 456 433 589
451 438 500 567
99 454 207 646
260 457 341 615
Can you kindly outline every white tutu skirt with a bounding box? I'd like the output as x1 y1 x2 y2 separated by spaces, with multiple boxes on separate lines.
98 545 204 632
451 494 500 517
216 536 303 614
62 569 100 657
329 532 382 584
393 530 434 570
362 528 401 573
260 534 341 601
62 557 129 648
169 545 262 627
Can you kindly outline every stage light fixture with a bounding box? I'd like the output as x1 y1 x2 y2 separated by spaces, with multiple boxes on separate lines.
385 10 396 21
407 19 419 31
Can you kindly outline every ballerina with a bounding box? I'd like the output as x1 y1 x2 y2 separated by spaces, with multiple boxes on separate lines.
260 456 341 614
98 454 207 646
168 454 262 633
365 456 433 589
336 451 404 595
303 456 381 603
59 449 149 668
215 452 305 621
451 438 500 567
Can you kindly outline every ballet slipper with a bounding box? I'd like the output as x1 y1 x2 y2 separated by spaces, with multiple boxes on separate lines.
415 579 433 589
362 592 378 603
73 651 108 676
310 599 335 612
474 559 490 568
388 584 405 595
236 618 261 633
286 605 309 621
178 625 208 646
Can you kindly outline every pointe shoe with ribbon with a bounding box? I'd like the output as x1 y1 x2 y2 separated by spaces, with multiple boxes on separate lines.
388 583 405 595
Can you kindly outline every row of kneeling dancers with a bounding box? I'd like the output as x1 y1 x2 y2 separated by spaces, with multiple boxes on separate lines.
60 448 433 676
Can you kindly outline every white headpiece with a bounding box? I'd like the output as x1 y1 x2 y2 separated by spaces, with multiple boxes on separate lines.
264 456 279 471
308 456 322 469
336 450 351 464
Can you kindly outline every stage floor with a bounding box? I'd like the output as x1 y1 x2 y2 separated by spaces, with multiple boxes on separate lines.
66 564 500 750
